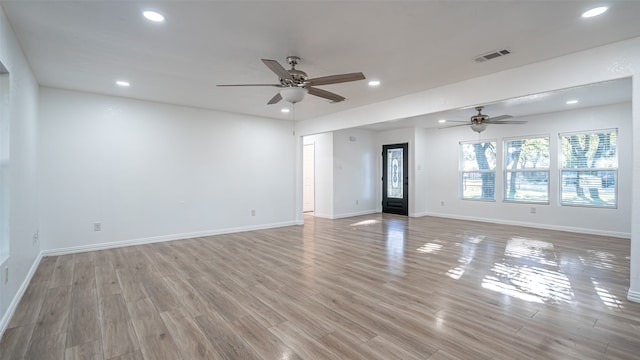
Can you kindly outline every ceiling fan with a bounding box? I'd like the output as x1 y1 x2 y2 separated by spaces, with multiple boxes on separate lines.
444 106 527 133
217 56 365 105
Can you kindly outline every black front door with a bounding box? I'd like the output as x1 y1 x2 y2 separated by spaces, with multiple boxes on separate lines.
382 143 408 215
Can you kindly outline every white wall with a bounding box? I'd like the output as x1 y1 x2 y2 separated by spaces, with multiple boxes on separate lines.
332 129 377 217
304 129 378 219
413 127 429 216
0 6 41 335
420 103 632 237
38 88 296 253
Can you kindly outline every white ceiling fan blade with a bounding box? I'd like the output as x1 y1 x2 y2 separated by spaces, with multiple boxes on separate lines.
439 123 471 129
486 120 528 124
307 87 346 102
307 72 365 86
488 115 512 121
217 84 281 87
267 93 282 105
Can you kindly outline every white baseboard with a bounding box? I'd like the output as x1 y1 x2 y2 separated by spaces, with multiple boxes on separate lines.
628 290 640 303
42 221 298 257
414 211 630 239
0 252 42 339
311 212 333 219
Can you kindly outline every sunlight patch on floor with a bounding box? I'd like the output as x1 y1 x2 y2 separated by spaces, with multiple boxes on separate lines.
417 243 442 254
446 267 465 280
483 263 574 304
505 237 558 266
579 250 617 270
482 275 545 303
591 278 624 309
481 237 575 304
350 219 379 226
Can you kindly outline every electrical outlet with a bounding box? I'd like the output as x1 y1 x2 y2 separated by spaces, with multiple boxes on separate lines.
32 231 38 246
530 207 537 214
94 222 101 231
251 209 256 216
355 200 359 205
441 201 445 207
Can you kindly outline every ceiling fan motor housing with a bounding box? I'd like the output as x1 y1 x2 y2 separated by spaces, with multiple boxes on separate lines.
471 114 489 124
287 69 308 83
279 57 308 86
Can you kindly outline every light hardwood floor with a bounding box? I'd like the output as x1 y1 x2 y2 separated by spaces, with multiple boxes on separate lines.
1 214 639 359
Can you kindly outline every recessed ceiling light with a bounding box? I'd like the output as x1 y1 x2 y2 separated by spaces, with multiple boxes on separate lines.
438 119 447 123
368 80 380 87
116 80 130 87
143 10 165 22
582 6 608 18
566 99 579 105
281 108 290 113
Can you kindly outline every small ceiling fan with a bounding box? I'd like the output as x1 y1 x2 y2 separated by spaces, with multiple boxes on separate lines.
443 106 527 133
217 56 365 105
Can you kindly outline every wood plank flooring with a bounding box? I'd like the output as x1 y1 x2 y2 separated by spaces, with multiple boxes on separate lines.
2 214 640 359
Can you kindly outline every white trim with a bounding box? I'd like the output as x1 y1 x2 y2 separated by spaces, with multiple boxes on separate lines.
0 252 42 339
414 211 630 239
627 290 640 303
312 212 333 219
41 221 298 257
313 209 379 220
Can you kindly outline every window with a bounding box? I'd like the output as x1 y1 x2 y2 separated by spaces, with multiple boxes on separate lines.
460 140 496 201
504 136 549 203
560 129 617 208
0 62 8 260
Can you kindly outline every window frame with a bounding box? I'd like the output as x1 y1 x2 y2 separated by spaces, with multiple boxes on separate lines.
559 128 618 209
502 135 550 205
459 139 497 202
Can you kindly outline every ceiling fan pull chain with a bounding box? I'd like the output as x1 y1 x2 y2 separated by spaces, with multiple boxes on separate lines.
292 103 296 136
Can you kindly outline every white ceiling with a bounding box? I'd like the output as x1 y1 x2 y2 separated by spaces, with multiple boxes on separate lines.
360 78 632 131
2 1 640 122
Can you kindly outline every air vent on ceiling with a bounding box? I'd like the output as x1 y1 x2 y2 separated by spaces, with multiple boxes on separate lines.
475 49 511 63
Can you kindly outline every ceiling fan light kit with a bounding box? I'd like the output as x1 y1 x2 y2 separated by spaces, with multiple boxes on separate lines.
280 87 307 104
217 56 365 105
471 123 488 133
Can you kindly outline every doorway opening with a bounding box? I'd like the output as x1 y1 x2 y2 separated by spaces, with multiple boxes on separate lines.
303 143 315 213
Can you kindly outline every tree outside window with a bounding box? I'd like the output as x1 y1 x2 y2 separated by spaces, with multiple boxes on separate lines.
504 136 550 203
560 129 617 208
460 141 496 201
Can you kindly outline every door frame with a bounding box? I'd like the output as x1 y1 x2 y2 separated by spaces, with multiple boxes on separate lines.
382 143 409 216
